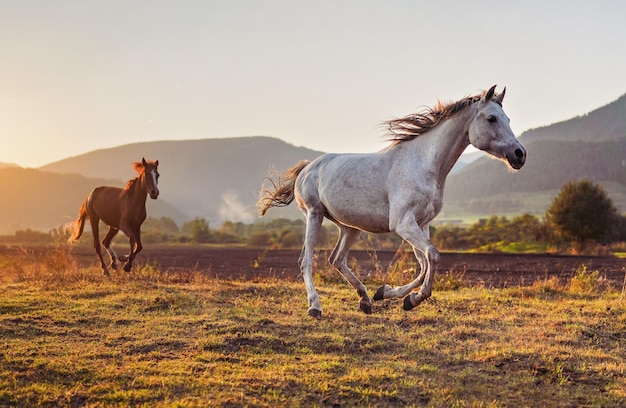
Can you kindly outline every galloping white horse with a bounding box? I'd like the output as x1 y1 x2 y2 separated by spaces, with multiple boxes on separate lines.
257 86 526 318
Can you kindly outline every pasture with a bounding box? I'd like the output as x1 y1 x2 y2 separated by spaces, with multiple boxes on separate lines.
1 247 625 407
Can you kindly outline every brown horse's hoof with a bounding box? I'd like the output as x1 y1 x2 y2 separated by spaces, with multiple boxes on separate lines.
102 270 111 277
307 308 322 319
123 263 132 273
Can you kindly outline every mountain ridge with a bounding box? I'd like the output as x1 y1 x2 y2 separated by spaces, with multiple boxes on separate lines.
517 93 626 145
2 92 625 233
39 136 324 225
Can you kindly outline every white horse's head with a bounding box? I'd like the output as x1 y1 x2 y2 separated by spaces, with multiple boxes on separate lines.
468 85 526 170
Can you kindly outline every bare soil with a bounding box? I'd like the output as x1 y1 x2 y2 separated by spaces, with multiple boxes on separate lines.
8 245 625 288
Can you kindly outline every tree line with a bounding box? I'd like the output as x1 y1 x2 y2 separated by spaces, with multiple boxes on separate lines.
2 179 624 254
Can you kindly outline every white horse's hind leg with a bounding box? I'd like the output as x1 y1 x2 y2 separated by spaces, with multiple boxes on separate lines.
299 209 324 318
329 226 372 314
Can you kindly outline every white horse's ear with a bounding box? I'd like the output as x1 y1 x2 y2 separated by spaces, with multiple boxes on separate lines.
495 87 506 105
485 85 497 101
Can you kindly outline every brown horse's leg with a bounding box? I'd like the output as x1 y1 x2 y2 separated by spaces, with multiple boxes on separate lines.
122 227 143 272
89 218 109 276
102 227 120 270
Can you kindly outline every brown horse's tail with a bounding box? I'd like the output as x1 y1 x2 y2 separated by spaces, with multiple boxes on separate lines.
68 193 90 242
257 160 310 216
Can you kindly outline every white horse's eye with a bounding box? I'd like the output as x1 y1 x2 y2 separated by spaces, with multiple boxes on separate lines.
487 115 497 123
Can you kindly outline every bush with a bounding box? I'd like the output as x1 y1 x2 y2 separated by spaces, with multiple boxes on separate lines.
568 265 610 294
248 231 271 247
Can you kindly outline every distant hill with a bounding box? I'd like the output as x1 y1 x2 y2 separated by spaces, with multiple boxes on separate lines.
4 92 626 234
0 162 20 169
40 137 324 226
443 93 626 219
0 167 186 234
450 150 483 174
518 94 626 145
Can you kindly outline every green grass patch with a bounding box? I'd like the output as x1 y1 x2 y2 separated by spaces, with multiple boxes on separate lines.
0 259 625 406
486 241 552 253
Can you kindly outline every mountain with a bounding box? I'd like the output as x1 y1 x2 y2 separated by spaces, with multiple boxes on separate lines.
0 167 186 234
442 93 626 219
39 137 324 225
518 94 626 145
450 150 483 174
3 92 625 233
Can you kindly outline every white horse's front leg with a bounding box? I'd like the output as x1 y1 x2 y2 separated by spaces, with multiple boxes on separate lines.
374 224 434 301
374 248 427 300
380 220 440 310
403 244 439 310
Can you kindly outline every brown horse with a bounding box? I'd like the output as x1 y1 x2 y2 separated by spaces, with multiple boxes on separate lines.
69 158 160 275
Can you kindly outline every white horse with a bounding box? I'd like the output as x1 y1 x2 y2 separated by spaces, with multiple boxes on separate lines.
257 85 526 318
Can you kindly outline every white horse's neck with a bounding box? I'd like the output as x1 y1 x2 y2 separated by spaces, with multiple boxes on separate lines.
395 104 475 181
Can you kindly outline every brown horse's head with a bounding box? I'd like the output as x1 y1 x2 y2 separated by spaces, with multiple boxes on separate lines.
135 158 160 199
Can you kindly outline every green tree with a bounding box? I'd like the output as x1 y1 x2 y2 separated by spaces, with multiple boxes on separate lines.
545 179 619 252
432 225 468 250
183 217 211 243
510 213 547 242
141 216 180 243
247 231 271 247
280 230 303 248
151 217 180 233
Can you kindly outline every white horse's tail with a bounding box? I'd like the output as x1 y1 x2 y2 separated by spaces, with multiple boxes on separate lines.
257 160 310 216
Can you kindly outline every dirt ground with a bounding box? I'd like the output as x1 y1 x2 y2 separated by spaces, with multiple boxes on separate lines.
7 244 625 288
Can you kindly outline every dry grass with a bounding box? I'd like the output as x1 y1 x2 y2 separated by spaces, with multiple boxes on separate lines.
0 248 625 407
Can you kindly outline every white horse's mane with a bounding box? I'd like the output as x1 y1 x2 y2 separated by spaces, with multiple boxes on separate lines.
384 89 502 143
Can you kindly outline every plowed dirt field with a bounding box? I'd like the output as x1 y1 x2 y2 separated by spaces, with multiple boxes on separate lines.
7 245 625 288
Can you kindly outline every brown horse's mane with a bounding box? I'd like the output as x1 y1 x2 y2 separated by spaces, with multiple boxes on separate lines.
124 178 139 192
384 89 500 143
122 161 149 192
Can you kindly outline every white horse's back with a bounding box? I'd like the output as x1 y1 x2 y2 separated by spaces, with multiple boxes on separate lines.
296 152 393 233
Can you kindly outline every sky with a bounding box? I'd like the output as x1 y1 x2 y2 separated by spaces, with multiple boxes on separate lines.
1 0 626 168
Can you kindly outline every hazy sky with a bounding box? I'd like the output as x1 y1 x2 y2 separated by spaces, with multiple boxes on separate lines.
1 1 625 168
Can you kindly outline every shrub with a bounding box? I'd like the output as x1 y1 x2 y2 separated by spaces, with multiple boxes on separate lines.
568 265 610 294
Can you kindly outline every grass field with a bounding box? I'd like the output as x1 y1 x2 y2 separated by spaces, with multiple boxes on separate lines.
1 252 625 407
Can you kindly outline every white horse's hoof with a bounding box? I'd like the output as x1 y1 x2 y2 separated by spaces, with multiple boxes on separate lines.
373 284 390 301
359 299 372 314
307 308 322 319
404 292 429 310
403 294 416 311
